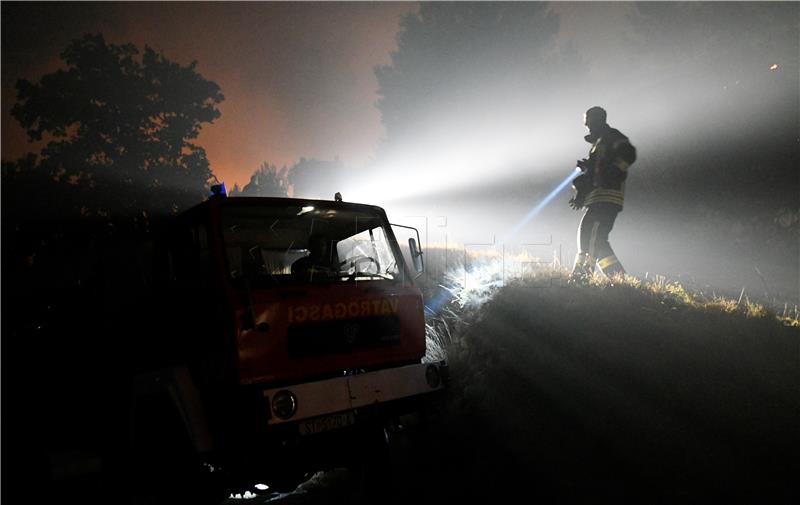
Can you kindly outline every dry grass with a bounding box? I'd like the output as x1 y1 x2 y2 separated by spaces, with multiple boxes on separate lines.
407 246 800 504
421 247 798 363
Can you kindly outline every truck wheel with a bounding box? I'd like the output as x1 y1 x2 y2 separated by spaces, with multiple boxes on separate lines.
125 393 227 505
352 425 393 503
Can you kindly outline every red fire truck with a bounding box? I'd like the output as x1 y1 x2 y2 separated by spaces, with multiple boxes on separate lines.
123 188 446 502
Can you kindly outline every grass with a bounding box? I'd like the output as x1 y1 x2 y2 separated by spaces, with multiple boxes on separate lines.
420 246 799 361
405 246 800 505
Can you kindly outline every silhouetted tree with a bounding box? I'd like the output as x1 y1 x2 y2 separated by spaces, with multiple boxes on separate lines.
9 33 224 221
1 154 57 223
375 3 560 146
240 162 288 197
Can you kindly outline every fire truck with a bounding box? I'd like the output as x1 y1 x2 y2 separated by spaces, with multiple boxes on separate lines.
120 188 446 502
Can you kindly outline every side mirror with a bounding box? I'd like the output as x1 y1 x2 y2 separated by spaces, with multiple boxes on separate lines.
391 223 424 279
408 237 424 274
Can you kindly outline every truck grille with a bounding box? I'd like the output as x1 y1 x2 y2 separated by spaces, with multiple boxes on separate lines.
287 316 401 358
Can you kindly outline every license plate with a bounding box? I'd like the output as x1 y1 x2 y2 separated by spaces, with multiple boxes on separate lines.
298 411 356 436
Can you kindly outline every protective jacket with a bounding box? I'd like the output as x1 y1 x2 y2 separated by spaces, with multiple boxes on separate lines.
582 126 636 208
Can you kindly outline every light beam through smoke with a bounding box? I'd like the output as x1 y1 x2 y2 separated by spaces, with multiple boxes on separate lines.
501 167 581 244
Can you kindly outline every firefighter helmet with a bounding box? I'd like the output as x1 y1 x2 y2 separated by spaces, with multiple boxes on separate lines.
584 106 607 129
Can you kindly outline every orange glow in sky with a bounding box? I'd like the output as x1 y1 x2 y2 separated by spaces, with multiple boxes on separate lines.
1 2 416 188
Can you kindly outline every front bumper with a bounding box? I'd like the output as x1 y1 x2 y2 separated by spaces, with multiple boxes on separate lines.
261 361 446 426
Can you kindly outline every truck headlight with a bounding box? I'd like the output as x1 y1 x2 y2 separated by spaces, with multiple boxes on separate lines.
271 390 298 420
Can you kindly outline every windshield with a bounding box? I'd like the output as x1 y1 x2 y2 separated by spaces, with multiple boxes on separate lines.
220 203 403 285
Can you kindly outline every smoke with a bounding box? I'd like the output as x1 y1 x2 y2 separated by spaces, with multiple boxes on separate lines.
346 2 800 304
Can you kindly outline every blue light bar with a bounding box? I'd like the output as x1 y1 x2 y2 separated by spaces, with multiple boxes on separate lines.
210 182 227 198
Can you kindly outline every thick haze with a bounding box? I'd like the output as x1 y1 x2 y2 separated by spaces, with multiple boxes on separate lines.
352 2 799 304
2 2 798 302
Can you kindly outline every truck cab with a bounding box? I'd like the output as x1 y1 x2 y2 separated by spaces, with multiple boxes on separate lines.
131 192 445 499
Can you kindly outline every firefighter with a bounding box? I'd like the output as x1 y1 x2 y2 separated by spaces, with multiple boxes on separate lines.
569 106 636 282
292 234 337 280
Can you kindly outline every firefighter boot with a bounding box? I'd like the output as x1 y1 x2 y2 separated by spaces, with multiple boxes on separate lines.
597 254 626 281
569 252 594 285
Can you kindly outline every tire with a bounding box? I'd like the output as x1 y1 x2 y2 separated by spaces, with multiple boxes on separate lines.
351 424 393 504
124 392 227 505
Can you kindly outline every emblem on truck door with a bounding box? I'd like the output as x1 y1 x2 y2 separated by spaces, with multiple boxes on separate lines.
287 315 401 357
343 322 359 345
